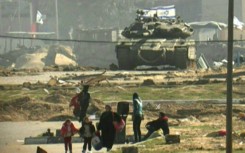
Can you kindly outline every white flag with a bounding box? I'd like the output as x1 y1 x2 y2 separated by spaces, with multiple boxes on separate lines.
233 16 244 30
36 10 43 24
142 5 176 19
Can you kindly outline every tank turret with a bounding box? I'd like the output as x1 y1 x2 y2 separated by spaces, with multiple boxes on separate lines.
116 7 197 70
121 10 194 39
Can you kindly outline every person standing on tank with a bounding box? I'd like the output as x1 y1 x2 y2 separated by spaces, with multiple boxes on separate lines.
132 92 143 142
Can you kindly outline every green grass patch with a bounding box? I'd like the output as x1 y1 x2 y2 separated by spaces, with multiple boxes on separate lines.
89 83 228 102
0 82 244 103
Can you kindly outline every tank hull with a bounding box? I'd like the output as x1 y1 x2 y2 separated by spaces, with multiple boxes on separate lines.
116 38 196 70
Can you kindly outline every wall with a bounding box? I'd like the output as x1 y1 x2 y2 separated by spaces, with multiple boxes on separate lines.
201 0 243 23
219 28 245 42
242 0 245 23
73 28 118 68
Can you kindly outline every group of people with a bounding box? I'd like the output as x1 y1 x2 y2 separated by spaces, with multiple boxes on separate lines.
63 85 95 153
132 93 170 142
63 85 169 153
61 104 121 153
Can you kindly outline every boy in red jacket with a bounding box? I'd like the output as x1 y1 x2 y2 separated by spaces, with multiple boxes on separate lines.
61 119 78 153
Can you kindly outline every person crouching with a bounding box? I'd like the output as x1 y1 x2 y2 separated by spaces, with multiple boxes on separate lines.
143 112 170 140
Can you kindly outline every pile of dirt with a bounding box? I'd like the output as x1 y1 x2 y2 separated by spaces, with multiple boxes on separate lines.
87 98 105 116
0 96 68 121
0 95 108 121
44 94 68 104
1 95 245 122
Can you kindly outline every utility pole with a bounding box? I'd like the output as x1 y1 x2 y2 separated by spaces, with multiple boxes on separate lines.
226 0 234 152
31 0 38 33
55 0 59 41
18 0 21 32
0 1 2 34
29 2 32 32
18 0 21 44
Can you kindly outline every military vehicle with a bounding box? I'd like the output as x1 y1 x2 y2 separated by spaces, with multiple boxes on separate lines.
115 9 197 70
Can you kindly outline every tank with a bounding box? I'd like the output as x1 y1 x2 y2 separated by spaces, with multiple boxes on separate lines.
115 9 197 70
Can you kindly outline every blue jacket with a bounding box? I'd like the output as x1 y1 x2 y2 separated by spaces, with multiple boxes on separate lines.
133 98 143 116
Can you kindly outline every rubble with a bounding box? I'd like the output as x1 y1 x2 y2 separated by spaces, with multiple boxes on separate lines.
0 44 78 70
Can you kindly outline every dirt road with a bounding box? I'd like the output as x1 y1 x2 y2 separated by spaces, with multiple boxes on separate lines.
0 70 169 85
0 121 123 153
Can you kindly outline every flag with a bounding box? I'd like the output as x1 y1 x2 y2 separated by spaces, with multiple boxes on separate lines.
142 5 176 19
233 16 244 30
36 10 43 24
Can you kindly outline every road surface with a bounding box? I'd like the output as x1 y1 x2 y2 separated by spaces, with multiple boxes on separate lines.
0 121 125 153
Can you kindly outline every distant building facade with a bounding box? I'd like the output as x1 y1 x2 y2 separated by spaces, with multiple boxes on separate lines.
201 0 245 23
73 28 119 68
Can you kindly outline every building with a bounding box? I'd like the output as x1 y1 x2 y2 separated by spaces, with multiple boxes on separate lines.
73 28 119 68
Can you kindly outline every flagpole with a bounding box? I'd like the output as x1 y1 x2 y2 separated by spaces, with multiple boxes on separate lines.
18 0 21 44
29 2 32 32
55 0 59 41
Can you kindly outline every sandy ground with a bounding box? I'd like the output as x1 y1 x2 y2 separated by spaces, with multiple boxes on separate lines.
0 72 83 85
1 69 245 153
0 121 124 153
0 70 169 85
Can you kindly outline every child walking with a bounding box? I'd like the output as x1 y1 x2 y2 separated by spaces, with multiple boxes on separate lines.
80 116 96 153
61 119 79 153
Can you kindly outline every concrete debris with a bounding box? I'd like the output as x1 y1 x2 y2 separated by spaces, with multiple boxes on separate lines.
147 130 163 139
0 45 78 69
197 53 210 69
177 115 200 124
15 53 46 70
47 78 58 86
54 53 77 66
43 88 50 94
213 58 237 69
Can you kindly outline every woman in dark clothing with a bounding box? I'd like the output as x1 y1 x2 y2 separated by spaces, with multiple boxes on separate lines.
132 92 143 142
97 105 121 152
143 112 170 140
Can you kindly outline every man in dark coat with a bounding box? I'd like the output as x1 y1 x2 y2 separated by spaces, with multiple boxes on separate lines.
97 105 121 152
143 112 170 140
78 85 91 124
